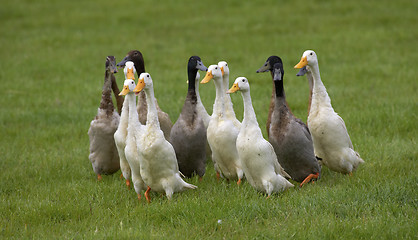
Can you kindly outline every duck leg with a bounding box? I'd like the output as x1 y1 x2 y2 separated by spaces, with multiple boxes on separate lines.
299 172 319 187
137 193 142 202
145 186 151 203
126 179 131 189
237 178 242 185
97 174 102 181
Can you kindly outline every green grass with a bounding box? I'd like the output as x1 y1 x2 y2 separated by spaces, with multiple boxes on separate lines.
1 0 417 239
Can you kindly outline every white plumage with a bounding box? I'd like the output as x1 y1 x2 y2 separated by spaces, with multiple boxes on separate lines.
201 65 243 183
114 61 137 188
119 79 147 200
134 72 197 201
228 77 293 196
295 50 364 174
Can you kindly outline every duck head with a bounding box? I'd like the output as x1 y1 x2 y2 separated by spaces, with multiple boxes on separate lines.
227 77 250 94
123 61 136 80
256 56 283 73
188 56 208 72
106 56 118 74
200 64 222 84
119 79 137 96
117 50 145 76
294 50 318 69
218 61 229 76
134 72 153 93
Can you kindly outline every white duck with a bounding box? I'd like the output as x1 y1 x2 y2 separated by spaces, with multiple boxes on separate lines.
113 61 137 188
295 50 364 174
169 56 208 178
227 77 293 196
88 56 120 180
134 72 197 201
119 79 147 201
218 61 241 129
201 65 243 184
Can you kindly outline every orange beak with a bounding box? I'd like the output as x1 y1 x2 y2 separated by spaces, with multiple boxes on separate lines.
227 83 240 94
200 71 213 84
119 85 130 96
126 68 135 80
294 56 308 69
134 78 145 93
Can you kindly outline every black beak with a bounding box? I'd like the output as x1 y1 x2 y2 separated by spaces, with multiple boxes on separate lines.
296 66 307 77
116 56 129 68
256 61 270 73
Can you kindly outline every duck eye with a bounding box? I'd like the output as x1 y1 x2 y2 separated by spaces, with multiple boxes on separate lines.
310 52 313 55
147 74 150 78
242 79 245 82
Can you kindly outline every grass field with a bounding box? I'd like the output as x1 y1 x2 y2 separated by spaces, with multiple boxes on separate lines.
1 0 417 239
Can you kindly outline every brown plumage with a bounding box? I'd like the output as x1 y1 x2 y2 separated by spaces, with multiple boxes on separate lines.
88 56 120 180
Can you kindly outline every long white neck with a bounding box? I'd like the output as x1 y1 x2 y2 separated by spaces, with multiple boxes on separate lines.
212 76 225 117
144 86 160 128
241 90 258 127
127 92 140 129
195 75 203 106
119 94 129 127
310 63 333 109
223 73 236 118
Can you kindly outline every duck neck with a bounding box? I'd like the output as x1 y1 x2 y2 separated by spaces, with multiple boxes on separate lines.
187 68 198 102
188 68 198 92
135 63 147 114
100 69 115 116
310 63 332 108
223 73 235 117
127 92 138 128
306 70 314 115
273 78 286 100
144 87 160 128
119 91 129 126
194 73 202 105
241 90 258 126
213 77 225 117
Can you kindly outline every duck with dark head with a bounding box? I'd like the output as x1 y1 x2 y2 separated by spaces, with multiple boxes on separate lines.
257 56 321 187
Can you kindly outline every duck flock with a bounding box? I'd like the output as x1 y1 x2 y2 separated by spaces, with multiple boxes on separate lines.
88 49 364 202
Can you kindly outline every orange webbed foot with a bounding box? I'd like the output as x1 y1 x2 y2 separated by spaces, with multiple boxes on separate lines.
237 178 242 186
97 174 102 181
126 179 131 189
145 186 151 203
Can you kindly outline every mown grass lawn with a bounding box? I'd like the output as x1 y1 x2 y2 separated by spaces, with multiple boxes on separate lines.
0 0 416 239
